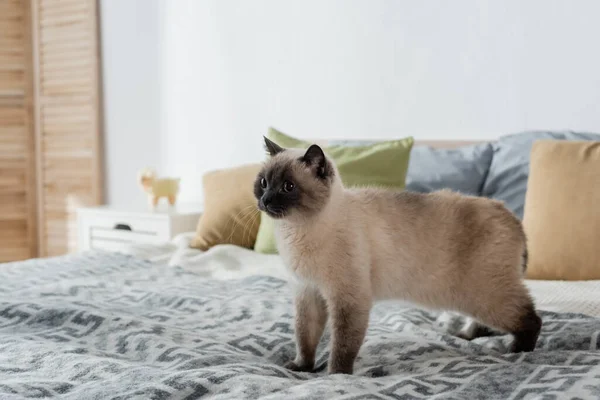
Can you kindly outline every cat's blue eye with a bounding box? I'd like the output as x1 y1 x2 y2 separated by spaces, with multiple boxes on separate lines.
260 178 267 189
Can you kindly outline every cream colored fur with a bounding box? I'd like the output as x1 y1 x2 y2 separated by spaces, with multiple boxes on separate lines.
267 148 541 375
278 186 529 313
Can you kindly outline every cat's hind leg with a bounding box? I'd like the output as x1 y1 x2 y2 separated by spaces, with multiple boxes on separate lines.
436 313 496 340
465 290 542 352
456 317 496 341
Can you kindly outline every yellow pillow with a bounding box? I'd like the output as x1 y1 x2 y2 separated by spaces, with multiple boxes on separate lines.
190 164 262 250
523 140 600 280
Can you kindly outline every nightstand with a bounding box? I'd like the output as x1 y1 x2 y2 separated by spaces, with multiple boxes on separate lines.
77 204 202 252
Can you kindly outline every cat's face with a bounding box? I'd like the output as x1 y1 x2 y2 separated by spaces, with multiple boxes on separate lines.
254 137 335 219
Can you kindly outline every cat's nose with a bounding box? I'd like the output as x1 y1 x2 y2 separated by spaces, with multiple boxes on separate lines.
261 195 272 207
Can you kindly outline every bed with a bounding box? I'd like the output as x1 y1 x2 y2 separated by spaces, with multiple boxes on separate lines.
1 138 599 399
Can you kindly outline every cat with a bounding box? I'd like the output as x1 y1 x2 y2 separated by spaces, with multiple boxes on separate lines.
254 137 542 375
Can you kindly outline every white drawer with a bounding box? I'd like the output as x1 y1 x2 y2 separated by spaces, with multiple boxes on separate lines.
79 214 171 251
87 228 166 252
82 214 166 235
76 204 202 252
90 227 161 241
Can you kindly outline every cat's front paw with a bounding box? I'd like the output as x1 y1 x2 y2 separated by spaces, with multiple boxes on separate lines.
328 365 353 375
284 360 314 372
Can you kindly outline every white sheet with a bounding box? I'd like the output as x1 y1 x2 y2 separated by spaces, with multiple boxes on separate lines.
122 233 600 318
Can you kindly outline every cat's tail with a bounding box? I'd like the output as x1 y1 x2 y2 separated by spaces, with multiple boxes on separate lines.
519 223 529 274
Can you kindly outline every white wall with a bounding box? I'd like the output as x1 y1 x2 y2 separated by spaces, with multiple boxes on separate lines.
102 0 600 206
100 0 164 206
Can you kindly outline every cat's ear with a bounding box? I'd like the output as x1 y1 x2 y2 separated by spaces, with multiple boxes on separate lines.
302 144 330 179
263 136 284 156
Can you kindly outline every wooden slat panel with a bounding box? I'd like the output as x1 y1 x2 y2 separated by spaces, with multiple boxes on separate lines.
42 65 91 81
39 27 88 44
41 39 90 55
0 105 25 125
0 56 24 69
42 79 91 97
40 13 90 28
1 20 26 37
0 0 36 263
0 249 30 262
40 0 83 8
42 102 93 118
0 193 27 220
42 137 93 153
0 159 26 170
0 131 28 157
37 58 91 72
0 0 103 261
0 70 25 96
0 170 26 191
0 40 26 54
33 0 103 256
41 4 88 19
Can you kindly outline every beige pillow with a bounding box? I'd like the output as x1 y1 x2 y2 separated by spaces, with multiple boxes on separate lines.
190 164 262 250
523 140 600 280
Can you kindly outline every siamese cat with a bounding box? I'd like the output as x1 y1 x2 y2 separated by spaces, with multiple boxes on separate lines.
254 137 542 375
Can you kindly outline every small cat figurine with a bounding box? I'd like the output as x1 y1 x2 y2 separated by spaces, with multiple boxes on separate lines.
254 137 541 375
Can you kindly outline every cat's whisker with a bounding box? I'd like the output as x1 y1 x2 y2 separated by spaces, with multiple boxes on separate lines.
239 208 260 248
225 205 256 244
234 206 258 247
231 205 260 246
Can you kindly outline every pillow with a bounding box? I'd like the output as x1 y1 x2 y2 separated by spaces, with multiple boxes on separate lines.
332 140 493 196
190 163 262 251
254 127 414 254
523 140 600 280
405 144 493 195
482 131 600 219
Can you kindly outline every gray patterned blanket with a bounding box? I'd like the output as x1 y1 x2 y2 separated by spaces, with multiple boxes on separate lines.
1 252 599 399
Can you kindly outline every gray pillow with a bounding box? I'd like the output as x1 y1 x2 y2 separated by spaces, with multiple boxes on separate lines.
331 140 494 196
482 130 600 219
405 143 493 195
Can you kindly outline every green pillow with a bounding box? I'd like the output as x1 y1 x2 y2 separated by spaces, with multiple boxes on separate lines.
254 127 414 254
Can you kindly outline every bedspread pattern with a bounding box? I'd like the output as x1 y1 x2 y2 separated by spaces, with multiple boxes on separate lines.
0 252 599 399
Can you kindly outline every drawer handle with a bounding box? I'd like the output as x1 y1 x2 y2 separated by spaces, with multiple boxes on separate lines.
114 223 132 231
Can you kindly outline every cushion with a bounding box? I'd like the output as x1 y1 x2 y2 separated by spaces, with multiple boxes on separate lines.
254 127 414 254
332 140 494 196
190 163 262 251
482 131 600 219
523 140 600 280
405 144 493 195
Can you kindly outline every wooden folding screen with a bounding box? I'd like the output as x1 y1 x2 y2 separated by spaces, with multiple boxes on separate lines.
0 0 103 261
32 0 103 256
0 0 36 262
